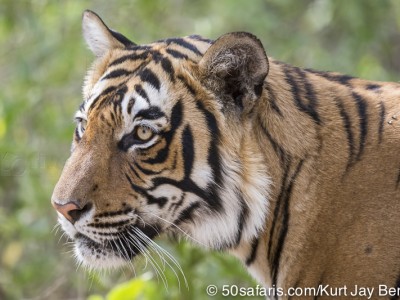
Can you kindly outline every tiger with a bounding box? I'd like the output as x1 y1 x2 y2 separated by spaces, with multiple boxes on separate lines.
52 10 400 299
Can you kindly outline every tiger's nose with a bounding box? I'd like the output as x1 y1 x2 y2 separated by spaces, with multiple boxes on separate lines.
52 201 93 224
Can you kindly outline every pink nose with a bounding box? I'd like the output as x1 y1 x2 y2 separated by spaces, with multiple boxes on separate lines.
52 201 92 224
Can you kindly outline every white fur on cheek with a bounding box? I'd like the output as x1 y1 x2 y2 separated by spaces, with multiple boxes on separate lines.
181 147 270 250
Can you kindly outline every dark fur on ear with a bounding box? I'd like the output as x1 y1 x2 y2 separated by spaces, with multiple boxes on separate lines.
199 32 269 112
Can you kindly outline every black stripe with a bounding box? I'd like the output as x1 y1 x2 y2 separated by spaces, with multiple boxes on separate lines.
182 125 194 177
125 173 148 195
110 111 116 124
378 101 386 144
161 57 175 82
165 38 202 56
234 195 249 246
109 52 149 67
88 219 131 228
188 35 214 44
151 176 210 207
101 85 118 96
352 92 368 161
136 106 165 120
170 100 184 129
245 237 260 265
149 50 163 63
147 196 168 207
305 68 354 87
129 162 145 183
174 202 201 225
195 101 222 212
91 231 123 236
102 69 132 80
133 159 165 176
139 68 161 90
334 98 356 171
124 173 168 208
88 85 117 111
140 143 177 176
177 75 196 95
118 131 135 152
166 48 189 60
114 85 128 104
366 83 381 91
109 29 135 47
396 168 400 190
150 140 222 214
272 159 305 286
127 45 153 51
284 66 321 125
127 97 135 114
169 193 186 216
258 117 287 167
265 84 283 116
301 69 321 125
144 100 183 164
267 156 291 262
135 84 150 104
390 272 400 300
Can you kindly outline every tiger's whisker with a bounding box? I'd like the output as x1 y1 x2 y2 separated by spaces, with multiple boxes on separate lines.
141 211 208 248
125 231 168 289
134 227 188 290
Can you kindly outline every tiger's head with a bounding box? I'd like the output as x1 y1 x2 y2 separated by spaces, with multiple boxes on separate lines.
52 10 270 270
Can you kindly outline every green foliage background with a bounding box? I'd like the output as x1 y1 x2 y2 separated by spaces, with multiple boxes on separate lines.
1 0 400 299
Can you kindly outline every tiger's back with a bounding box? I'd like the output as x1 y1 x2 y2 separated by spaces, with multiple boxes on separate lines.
52 10 400 299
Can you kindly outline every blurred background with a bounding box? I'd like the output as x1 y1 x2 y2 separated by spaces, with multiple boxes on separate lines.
1 0 400 299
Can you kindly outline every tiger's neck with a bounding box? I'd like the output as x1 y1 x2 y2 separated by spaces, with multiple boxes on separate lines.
228 61 366 287
228 59 393 288
226 60 323 286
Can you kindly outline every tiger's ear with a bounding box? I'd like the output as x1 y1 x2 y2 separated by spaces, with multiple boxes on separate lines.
82 10 135 57
199 32 269 112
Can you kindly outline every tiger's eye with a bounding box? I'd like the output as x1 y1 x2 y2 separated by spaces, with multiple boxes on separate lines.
136 126 153 141
81 120 87 133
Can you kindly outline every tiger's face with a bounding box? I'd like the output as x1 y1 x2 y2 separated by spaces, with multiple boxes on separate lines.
52 10 270 270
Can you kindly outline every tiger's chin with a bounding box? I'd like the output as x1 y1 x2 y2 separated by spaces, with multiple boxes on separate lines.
73 233 137 270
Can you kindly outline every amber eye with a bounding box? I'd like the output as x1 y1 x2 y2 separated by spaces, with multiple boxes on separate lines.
76 118 87 137
135 126 154 141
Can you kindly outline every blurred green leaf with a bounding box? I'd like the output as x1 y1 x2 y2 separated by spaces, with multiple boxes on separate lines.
106 274 158 300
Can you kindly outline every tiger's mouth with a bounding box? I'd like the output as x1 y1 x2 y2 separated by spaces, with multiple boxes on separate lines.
71 224 161 269
75 233 138 259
